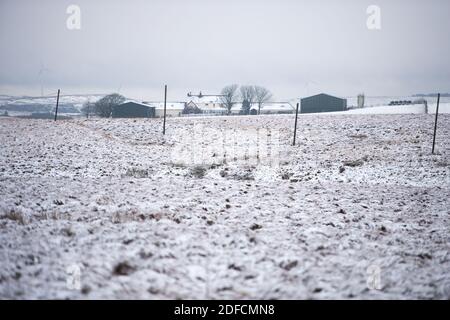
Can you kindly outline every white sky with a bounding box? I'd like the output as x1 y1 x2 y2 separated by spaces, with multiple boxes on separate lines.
0 0 449 100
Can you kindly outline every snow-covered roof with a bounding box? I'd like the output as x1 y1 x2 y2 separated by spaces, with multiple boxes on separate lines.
191 101 226 111
230 102 294 111
187 96 222 104
253 102 295 111
143 101 185 110
120 100 154 108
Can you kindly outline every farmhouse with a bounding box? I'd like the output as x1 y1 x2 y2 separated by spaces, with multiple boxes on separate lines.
112 101 155 118
144 101 185 117
250 102 295 115
230 102 295 115
186 96 226 115
301 93 347 113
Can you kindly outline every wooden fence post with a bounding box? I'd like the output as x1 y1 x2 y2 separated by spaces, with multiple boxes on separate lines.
54 89 60 121
432 93 440 154
163 85 167 135
293 102 299 146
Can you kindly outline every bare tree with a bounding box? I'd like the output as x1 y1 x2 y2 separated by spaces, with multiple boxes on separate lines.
254 86 272 115
219 84 239 115
81 101 95 118
239 85 256 115
94 93 126 118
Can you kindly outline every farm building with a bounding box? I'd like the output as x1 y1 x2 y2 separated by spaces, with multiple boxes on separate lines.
186 96 226 115
250 102 295 115
112 102 155 118
144 101 186 117
230 102 295 115
301 93 347 113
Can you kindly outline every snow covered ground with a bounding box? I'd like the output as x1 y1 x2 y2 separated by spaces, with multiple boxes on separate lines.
344 95 450 108
0 113 449 299
344 103 450 115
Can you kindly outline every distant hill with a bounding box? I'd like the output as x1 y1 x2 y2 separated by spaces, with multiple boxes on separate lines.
413 93 450 97
0 103 79 113
0 93 107 115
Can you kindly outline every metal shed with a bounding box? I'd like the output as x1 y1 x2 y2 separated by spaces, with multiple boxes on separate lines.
300 93 347 113
112 102 155 118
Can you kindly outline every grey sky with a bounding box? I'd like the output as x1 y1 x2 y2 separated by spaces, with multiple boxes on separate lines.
0 0 449 101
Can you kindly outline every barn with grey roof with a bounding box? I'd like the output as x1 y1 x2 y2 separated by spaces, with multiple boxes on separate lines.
301 93 347 113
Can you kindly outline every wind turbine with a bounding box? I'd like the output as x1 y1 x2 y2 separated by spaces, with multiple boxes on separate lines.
37 61 50 97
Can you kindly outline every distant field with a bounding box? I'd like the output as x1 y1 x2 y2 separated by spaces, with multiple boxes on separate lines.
0 114 449 299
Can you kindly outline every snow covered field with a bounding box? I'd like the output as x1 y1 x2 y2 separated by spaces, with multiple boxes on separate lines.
344 102 450 115
0 113 449 299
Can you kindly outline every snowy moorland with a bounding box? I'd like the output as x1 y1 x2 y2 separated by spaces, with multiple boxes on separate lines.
0 113 449 299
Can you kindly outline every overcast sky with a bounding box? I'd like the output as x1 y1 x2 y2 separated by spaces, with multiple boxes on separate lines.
0 0 449 100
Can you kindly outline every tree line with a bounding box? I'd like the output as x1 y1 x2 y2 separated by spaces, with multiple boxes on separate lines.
219 85 272 115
